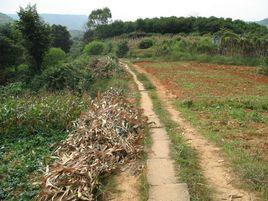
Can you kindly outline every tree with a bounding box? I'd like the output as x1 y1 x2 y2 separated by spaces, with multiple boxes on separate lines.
51 24 72 53
87 7 112 30
43 47 66 67
83 41 105 55
17 5 51 74
0 24 23 84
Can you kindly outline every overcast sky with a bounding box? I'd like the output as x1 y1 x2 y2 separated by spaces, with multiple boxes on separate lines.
0 0 267 21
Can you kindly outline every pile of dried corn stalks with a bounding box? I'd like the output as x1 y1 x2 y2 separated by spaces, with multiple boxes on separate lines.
37 89 147 201
90 56 124 79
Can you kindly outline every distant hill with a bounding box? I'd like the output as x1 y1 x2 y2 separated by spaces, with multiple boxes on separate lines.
8 13 88 30
256 18 268 27
0 13 13 26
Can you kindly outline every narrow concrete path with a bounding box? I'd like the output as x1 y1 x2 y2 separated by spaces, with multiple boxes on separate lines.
133 63 257 201
122 62 190 201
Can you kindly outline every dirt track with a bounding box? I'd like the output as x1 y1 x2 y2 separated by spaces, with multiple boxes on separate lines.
132 63 257 201
123 62 190 201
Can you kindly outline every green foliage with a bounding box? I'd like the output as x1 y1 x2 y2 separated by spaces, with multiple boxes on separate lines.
138 38 153 49
0 81 26 97
32 57 92 92
0 92 89 138
155 40 173 56
262 57 268 75
0 92 90 200
84 41 105 55
17 4 51 74
91 16 268 39
116 41 129 58
196 37 218 54
51 24 72 53
43 47 66 68
87 7 112 30
0 24 24 84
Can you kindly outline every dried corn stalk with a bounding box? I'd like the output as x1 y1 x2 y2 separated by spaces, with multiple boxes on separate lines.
90 56 123 79
37 88 147 201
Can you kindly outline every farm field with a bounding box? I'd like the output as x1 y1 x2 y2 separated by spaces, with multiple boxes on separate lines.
1 1 268 200
135 61 268 199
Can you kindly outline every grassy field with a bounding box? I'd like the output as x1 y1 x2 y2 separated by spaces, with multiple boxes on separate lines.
135 61 268 199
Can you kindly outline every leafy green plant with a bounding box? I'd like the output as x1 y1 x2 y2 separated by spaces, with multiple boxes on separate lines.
0 92 90 200
138 39 153 49
116 41 129 58
31 56 92 92
84 41 105 55
0 81 26 97
42 47 66 68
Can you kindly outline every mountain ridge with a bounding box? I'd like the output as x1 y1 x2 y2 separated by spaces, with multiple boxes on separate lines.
7 13 88 30
256 18 268 26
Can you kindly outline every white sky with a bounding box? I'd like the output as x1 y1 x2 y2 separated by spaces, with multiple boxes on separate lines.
0 0 267 21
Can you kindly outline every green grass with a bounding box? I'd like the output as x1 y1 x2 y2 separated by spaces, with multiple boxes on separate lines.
0 92 90 201
139 129 152 201
130 64 213 201
174 97 268 199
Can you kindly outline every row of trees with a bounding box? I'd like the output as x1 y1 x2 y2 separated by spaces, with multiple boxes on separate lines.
84 11 268 41
0 5 72 84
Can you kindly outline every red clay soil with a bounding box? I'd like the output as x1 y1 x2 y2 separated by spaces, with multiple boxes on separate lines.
135 60 268 162
136 61 268 99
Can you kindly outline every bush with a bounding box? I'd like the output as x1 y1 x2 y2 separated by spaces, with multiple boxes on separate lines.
116 41 129 58
0 82 26 97
196 38 218 55
155 40 173 56
138 38 154 49
105 42 113 53
31 57 92 92
84 41 105 55
43 48 66 68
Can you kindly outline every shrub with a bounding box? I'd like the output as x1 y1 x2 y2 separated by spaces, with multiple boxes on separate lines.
138 38 154 49
31 57 92 92
155 40 172 56
84 41 105 55
0 82 26 97
196 38 218 55
106 42 113 53
43 48 66 68
116 41 129 58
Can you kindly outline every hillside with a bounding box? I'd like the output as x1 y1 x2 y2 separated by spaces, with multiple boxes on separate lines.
257 18 268 26
8 13 88 30
0 13 13 26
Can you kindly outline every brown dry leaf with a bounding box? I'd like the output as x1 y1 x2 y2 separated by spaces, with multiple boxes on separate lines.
37 88 147 201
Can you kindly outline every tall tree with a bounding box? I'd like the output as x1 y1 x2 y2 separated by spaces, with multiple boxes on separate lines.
51 24 72 53
17 4 51 74
87 7 112 30
0 24 23 84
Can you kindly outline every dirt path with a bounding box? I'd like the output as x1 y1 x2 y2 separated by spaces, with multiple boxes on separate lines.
122 62 190 201
132 63 257 201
